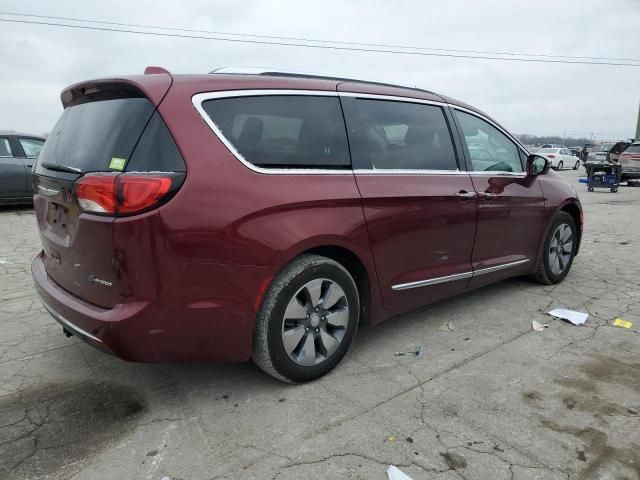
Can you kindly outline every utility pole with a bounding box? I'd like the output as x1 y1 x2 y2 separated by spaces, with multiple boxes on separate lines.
635 101 640 141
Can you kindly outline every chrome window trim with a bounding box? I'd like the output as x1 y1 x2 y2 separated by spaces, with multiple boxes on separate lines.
353 170 525 177
391 258 530 291
340 93 525 177
337 91 445 107
192 89 353 176
354 169 466 176
466 170 527 178
449 105 529 154
42 302 104 344
450 105 530 175
192 89 529 177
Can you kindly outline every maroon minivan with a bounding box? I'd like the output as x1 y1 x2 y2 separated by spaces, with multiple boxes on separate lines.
32 68 582 382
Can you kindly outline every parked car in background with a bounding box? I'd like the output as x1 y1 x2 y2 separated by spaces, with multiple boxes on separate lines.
587 142 632 164
536 147 581 170
568 147 582 158
619 142 640 182
587 143 615 163
0 132 45 205
540 144 562 149
31 68 583 382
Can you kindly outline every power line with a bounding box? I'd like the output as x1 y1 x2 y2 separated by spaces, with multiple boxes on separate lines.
2 11 639 63
1 17 639 67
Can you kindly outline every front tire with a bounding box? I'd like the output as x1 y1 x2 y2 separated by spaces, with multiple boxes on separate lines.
532 212 577 285
557 161 563 171
252 254 359 383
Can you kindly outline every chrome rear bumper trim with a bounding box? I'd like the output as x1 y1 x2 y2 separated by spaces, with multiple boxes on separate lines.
42 302 103 344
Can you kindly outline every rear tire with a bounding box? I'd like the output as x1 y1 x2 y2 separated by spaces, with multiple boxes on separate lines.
252 254 359 383
573 160 580 170
531 212 577 285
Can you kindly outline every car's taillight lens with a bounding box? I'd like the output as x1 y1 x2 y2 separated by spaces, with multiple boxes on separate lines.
76 174 179 215
118 176 172 214
547 154 556 158
76 175 118 214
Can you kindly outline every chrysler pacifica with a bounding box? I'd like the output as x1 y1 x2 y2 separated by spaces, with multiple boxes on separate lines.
31 68 582 382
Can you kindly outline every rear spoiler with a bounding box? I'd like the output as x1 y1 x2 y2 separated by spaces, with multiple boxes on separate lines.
61 74 173 108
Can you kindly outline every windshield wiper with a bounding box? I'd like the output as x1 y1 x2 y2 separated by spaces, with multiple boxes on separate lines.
40 162 83 174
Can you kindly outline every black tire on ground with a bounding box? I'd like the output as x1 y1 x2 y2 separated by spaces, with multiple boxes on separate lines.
573 161 580 170
531 211 577 285
252 254 360 383
557 161 563 170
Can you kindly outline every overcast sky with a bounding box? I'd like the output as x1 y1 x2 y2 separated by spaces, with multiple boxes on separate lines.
1 0 638 140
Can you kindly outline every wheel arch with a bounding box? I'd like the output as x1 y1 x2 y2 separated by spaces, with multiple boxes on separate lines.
266 241 377 327
303 245 372 326
559 201 582 255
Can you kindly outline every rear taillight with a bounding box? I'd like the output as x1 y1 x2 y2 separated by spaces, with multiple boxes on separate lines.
76 175 118 213
547 154 556 158
75 173 181 216
118 176 172 214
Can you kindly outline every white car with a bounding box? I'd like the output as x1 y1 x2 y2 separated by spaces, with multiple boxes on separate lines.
535 147 581 170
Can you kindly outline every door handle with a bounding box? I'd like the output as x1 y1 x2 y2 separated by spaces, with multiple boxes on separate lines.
455 191 477 199
480 192 499 200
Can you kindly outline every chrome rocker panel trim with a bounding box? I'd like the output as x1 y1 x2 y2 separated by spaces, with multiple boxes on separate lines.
392 258 530 291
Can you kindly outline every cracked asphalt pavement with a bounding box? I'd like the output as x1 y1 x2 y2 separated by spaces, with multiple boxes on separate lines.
1 168 639 480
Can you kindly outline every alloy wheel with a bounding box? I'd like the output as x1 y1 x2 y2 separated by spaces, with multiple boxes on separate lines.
281 278 349 366
549 223 573 275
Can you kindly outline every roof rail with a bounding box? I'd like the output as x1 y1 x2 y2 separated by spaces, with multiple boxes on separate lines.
209 67 437 95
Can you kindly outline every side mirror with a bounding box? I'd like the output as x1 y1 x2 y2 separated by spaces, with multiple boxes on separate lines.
526 154 550 176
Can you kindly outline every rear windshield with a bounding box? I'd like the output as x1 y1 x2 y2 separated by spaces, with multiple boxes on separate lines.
593 144 613 153
537 148 558 153
201 95 350 169
37 98 155 174
625 145 640 153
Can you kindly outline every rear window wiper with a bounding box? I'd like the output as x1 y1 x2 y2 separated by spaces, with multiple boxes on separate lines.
40 162 83 174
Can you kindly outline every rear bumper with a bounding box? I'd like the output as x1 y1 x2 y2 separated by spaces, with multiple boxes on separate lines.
42 301 115 356
621 169 640 179
32 252 149 359
32 252 269 362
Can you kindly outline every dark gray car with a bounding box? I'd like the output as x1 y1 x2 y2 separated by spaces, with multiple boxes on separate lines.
0 132 45 204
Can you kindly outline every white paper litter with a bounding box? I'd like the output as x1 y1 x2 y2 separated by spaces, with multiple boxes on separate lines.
387 465 414 480
532 320 547 332
548 308 588 325
0 258 10 265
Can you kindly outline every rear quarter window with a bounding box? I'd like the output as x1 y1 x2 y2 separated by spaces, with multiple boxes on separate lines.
0 138 12 157
19 138 45 158
201 95 350 169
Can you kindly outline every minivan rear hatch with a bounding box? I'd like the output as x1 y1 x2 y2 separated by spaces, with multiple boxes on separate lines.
33 79 184 308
